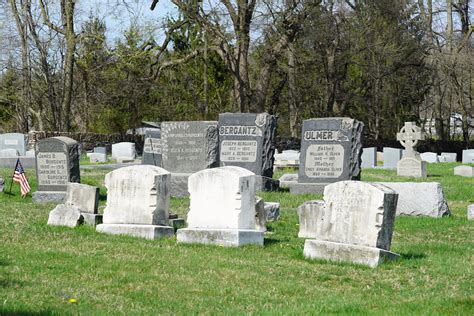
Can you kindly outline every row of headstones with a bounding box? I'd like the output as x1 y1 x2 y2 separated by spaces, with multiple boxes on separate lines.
47 164 456 267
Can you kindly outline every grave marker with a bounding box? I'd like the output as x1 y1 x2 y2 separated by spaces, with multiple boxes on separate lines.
396 122 426 177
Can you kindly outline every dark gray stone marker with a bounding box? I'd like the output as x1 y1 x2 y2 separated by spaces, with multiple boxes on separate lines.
33 136 80 202
142 129 163 166
218 113 277 178
160 121 218 173
290 118 363 194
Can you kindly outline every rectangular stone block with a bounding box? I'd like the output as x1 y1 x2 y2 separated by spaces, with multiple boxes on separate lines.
298 200 324 238
462 149 474 163
65 183 99 214
303 240 399 268
112 142 136 160
361 147 377 168
96 224 174 240
420 152 439 163
454 165 473 177
383 147 402 169
0 133 27 155
177 228 264 247
440 152 457 162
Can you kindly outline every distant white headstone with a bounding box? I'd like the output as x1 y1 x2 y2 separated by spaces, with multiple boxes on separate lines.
361 147 377 168
396 122 426 177
454 165 473 177
111 142 136 160
420 152 439 163
462 149 474 164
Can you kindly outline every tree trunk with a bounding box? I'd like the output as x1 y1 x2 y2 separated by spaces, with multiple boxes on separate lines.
287 42 299 137
61 0 76 132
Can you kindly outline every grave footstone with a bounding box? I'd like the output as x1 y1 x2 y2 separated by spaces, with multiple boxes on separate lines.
177 166 264 247
96 165 174 239
396 122 427 177
383 147 402 169
0 133 27 155
88 153 107 163
420 152 439 163
454 165 473 177
462 149 474 163
218 113 279 192
468 204 474 220
290 118 364 194
378 182 450 217
361 147 377 168
33 137 80 203
302 181 399 267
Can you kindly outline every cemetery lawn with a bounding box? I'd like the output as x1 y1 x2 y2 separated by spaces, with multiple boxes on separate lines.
1 164 473 315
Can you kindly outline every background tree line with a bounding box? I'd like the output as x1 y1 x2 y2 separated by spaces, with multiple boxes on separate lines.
0 0 472 142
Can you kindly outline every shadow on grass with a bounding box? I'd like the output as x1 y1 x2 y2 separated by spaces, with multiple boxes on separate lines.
0 278 25 289
0 308 54 316
427 174 442 178
264 237 289 246
399 252 426 260
98 192 107 202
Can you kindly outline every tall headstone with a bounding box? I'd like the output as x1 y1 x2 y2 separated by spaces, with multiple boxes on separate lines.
290 118 364 194
218 113 278 191
361 147 377 168
96 165 174 239
33 136 80 203
142 129 163 166
396 122 426 177
177 166 264 247
302 181 399 267
0 133 27 156
383 147 402 169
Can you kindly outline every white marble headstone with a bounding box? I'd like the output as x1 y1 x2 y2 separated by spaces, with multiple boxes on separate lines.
111 142 136 160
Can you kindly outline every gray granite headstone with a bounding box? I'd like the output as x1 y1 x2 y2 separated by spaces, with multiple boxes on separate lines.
0 133 27 156
218 113 277 177
0 149 19 157
383 147 402 169
290 118 363 194
142 129 163 166
33 137 80 202
361 147 377 168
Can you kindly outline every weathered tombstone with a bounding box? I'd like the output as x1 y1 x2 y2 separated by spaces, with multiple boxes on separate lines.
468 204 474 220
33 136 80 203
383 147 402 169
88 153 107 163
96 165 174 239
378 182 450 217
0 177 4 192
278 173 298 188
420 152 439 163
462 149 474 163
0 149 19 157
142 129 163 166
396 122 427 177
218 113 278 191
274 150 300 169
290 118 364 194
47 183 101 227
454 165 473 177
94 147 107 155
177 166 264 247
440 152 457 162
361 147 377 168
111 142 136 161
297 200 325 238
302 181 399 267
0 133 27 155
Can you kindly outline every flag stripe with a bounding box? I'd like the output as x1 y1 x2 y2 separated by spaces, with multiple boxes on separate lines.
12 159 31 197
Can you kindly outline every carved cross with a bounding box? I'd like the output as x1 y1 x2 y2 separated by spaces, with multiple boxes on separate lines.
396 122 425 158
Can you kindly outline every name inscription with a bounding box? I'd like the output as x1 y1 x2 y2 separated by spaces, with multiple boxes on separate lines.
304 130 340 141
37 152 68 186
220 140 257 162
143 138 164 154
219 126 262 137
305 144 344 178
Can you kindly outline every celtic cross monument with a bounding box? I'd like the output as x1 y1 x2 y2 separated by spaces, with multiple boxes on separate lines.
396 122 426 177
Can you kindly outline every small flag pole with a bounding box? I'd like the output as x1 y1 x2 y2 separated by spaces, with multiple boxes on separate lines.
9 158 20 194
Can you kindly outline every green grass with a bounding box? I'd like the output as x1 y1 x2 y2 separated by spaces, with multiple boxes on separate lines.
1 163 473 314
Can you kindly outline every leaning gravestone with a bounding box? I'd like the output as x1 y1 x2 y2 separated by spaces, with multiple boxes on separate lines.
218 113 278 191
142 129 163 166
396 122 427 177
33 136 80 203
0 133 27 156
383 147 402 169
302 181 399 267
96 165 174 239
290 118 364 194
361 147 377 168
177 166 264 247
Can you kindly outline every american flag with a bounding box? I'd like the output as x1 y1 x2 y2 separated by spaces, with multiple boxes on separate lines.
13 159 31 197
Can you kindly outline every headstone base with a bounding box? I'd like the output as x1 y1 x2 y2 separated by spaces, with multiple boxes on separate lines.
82 213 103 226
96 224 174 240
176 228 264 247
289 183 326 195
255 176 279 192
397 158 427 177
33 191 67 203
303 239 399 268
